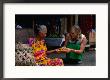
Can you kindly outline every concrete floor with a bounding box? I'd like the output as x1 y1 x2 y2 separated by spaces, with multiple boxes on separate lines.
47 50 96 66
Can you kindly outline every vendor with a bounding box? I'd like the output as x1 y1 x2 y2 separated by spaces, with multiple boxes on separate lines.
31 25 64 66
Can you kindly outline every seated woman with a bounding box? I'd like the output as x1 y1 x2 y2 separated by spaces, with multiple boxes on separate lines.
31 25 64 66
63 25 87 64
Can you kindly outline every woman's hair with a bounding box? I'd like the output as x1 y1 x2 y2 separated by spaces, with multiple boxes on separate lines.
34 25 47 36
70 25 81 39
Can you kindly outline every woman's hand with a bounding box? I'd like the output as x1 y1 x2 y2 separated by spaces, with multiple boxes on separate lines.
56 47 73 53
63 48 73 53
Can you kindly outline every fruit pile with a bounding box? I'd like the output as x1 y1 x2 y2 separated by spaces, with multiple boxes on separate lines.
47 58 64 66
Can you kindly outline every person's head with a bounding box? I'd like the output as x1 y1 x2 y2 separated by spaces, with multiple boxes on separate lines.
35 25 47 39
69 25 81 40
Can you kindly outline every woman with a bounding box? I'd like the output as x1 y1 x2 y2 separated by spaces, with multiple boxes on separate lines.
63 25 87 64
31 25 64 66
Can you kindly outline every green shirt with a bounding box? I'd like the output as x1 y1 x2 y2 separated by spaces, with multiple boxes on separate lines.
66 40 83 60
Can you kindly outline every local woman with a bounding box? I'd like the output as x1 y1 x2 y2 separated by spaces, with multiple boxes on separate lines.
31 25 64 66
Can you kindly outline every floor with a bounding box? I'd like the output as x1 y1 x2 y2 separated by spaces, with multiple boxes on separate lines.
47 50 96 66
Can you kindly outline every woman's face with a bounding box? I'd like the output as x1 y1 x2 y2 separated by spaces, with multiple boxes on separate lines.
70 29 77 39
39 28 47 39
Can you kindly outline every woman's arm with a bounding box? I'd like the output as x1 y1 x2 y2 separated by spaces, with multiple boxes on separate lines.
70 36 87 54
46 50 57 54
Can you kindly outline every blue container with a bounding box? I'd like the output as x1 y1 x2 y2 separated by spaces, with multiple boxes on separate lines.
44 38 64 46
